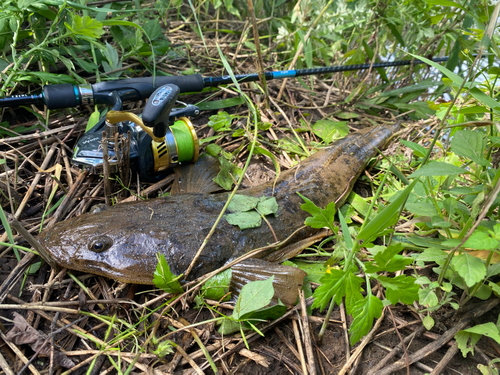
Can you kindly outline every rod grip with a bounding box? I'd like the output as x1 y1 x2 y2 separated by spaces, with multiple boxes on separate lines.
43 84 80 109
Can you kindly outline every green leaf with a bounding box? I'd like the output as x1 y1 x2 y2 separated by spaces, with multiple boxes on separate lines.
372 243 405 267
153 254 184 294
298 193 336 231
153 340 175 357
408 161 466 178
419 287 439 307
65 15 104 39
234 276 274 320
357 179 419 243
224 211 261 230
405 202 438 216
400 140 428 158
312 119 349 145
85 109 101 132
451 252 487 288
349 295 383 345
283 260 327 284
206 144 222 157
208 111 233 131
312 268 363 313
213 156 242 190
202 268 232 301
253 146 281 183
450 130 489 166
257 197 279 216
464 231 500 250
227 194 260 212
377 275 419 305
416 247 448 266
197 97 245 111
456 323 500 357
423 314 435 330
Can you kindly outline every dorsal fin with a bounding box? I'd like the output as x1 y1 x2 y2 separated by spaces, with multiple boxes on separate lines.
171 154 222 195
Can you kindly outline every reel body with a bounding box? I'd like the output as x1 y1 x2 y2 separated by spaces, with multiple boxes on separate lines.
72 84 200 181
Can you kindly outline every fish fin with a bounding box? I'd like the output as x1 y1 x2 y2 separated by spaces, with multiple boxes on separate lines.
171 154 222 195
231 259 307 307
263 230 330 263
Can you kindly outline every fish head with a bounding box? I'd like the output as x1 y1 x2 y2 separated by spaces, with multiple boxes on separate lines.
38 208 184 284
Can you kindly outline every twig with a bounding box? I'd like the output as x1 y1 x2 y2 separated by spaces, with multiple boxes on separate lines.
0 350 14 375
292 319 308 375
388 306 409 375
430 342 459 375
299 290 316 375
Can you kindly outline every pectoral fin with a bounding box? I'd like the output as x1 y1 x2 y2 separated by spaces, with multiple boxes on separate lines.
231 259 307 307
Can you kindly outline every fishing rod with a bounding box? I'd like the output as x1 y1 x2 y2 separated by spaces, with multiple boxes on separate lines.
0 55 456 110
0 54 478 181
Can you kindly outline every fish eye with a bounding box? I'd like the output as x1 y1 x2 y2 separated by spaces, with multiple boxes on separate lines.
88 236 113 253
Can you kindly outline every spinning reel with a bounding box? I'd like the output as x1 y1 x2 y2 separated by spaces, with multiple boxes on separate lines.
72 84 200 181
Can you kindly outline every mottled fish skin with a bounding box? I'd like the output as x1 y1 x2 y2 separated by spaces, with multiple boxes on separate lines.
38 123 399 283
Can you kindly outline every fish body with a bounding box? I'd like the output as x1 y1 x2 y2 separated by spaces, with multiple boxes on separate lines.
39 124 398 286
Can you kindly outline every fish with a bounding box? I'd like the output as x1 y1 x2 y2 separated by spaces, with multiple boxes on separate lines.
38 123 399 305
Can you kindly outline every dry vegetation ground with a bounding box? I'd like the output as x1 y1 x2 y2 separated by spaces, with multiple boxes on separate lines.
0 16 499 375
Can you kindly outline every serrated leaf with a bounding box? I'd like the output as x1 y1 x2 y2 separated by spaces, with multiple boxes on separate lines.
349 295 383 344
457 323 500 358
409 161 467 178
372 243 404 267
298 193 336 230
450 130 489 166
312 269 363 313
283 260 327 284
451 252 487 287
224 211 261 230
208 111 232 131
227 194 260 212
153 254 184 294
65 15 104 39
377 275 419 305
416 247 448 266
234 276 274 320
257 197 278 216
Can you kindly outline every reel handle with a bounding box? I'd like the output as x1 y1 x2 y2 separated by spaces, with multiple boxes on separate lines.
139 84 180 139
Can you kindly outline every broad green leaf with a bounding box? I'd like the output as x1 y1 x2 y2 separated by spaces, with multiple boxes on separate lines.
456 323 500 357
377 275 419 305
423 315 435 330
224 211 261 230
357 179 419 243
202 269 232 301
416 247 448 266
455 330 481 357
349 295 383 344
451 252 487 287
312 119 348 145
206 144 222 157
65 15 104 39
234 276 274 320
450 130 489 166
312 268 363 313
347 192 371 218
424 0 466 11
372 243 404 267
153 254 184 294
227 194 260 212
240 300 286 321
408 161 466 178
298 193 336 231
257 197 279 216
464 231 500 250
419 287 439 307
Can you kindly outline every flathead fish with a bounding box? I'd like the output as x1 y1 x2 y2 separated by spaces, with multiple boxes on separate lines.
39 123 398 304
